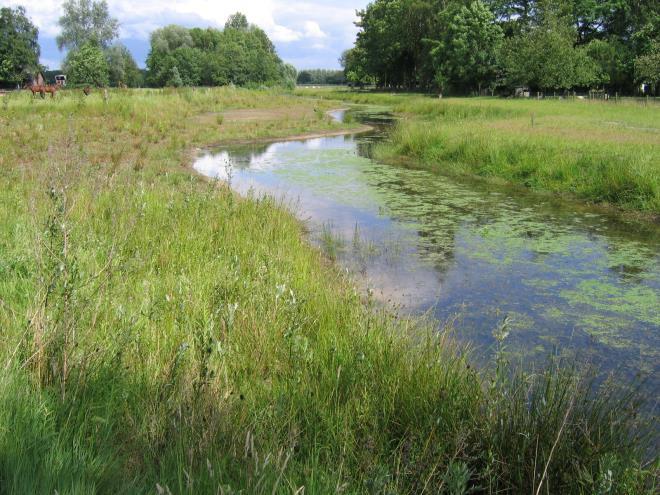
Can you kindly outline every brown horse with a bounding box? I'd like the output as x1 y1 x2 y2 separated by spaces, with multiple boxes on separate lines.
43 84 58 98
24 82 43 97
25 83 58 98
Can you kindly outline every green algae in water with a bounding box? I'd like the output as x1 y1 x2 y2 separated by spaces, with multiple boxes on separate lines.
194 120 660 394
561 279 659 327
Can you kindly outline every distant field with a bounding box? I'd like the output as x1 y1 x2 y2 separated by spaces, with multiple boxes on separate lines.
299 89 660 215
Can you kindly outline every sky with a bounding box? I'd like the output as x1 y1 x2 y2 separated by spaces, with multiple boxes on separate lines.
2 0 370 70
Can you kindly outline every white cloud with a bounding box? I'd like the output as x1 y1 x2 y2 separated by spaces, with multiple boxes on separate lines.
3 1 61 37
303 21 326 39
269 25 301 42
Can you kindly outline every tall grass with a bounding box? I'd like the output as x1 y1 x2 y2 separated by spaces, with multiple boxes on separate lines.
0 88 656 493
298 89 660 214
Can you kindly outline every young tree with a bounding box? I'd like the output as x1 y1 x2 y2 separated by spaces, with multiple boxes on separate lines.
64 41 109 86
57 0 119 51
0 6 40 86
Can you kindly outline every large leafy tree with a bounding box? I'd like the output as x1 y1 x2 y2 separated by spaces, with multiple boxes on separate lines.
431 1 503 93
64 41 109 86
0 6 40 86
499 2 602 91
145 25 197 86
340 47 372 86
355 0 438 88
57 0 119 51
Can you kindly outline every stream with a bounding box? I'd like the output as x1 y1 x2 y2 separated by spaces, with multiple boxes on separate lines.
194 108 659 400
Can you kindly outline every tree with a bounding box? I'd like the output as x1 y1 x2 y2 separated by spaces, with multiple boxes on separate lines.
431 1 503 93
57 0 119 51
297 70 312 84
340 47 371 86
0 7 40 86
105 43 141 87
166 66 183 87
225 12 249 31
584 39 630 91
146 25 196 87
296 69 345 85
499 1 602 91
150 25 193 53
354 0 437 88
635 41 660 93
280 63 297 89
64 41 109 86
145 14 291 88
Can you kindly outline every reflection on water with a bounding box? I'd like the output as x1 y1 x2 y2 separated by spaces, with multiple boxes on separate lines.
194 116 660 397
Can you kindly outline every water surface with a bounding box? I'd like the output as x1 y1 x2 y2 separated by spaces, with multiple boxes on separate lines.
194 110 659 395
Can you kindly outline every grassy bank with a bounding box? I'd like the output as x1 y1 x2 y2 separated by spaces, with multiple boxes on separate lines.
0 88 656 493
298 89 660 215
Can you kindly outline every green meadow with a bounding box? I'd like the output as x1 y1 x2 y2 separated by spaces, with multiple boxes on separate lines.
0 88 656 494
298 89 660 216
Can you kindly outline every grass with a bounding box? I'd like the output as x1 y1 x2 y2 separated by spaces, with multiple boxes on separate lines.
297 88 660 215
0 87 656 494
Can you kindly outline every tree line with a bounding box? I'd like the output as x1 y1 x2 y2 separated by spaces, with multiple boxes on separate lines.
342 0 660 94
145 14 296 88
296 69 346 85
0 1 296 89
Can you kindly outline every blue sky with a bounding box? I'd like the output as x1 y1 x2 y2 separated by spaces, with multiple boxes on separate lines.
2 0 369 70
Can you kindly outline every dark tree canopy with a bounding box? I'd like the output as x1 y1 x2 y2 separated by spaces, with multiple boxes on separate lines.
296 69 345 85
57 0 119 51
0 6 40 86
349 0 660 94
